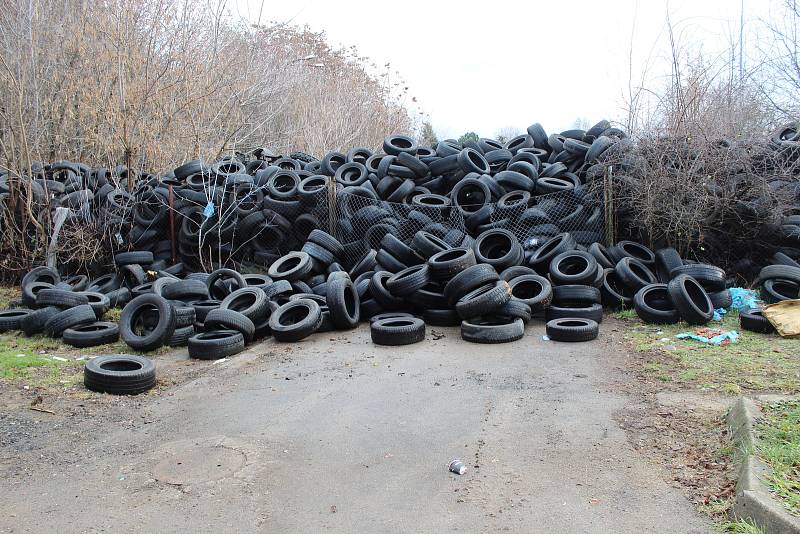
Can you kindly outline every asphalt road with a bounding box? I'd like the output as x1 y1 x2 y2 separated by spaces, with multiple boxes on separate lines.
0 321 709 533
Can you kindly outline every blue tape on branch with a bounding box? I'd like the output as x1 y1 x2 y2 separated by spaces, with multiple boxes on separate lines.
203 201 215 218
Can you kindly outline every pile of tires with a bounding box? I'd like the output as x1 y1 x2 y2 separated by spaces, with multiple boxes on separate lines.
1 121 620 273
0 266 120 346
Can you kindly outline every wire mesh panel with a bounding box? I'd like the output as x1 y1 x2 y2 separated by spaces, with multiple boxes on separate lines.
328 183 604 269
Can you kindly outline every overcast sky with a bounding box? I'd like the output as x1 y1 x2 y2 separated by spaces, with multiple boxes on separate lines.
235 0 774 139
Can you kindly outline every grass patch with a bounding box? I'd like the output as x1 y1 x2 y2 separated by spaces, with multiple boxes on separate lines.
0 330 173 389
717 518 765 533
756 398 800 516
622 310 800 394
0 286 20 309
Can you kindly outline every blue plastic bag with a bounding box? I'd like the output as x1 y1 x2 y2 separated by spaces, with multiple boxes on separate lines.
729 287 758 312
676 330 739 346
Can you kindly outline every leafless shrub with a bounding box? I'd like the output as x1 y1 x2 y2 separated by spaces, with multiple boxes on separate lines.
615 15 797 271
0 0 413 278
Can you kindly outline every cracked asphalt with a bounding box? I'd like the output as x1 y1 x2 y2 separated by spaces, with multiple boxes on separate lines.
0 320 709 533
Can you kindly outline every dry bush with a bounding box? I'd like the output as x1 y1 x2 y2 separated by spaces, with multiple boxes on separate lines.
614 16 798 272
0 0 412 278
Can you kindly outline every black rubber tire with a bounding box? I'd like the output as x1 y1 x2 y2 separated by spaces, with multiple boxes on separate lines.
162 279 209 300
508 274 553 312
370 317 426 345
427 247 477 281
115 251 154 267
444 264 500 306
35 288 89 309
87 273 121 294
601 268 634 310
44 304 97 337
709 289 732 309
422 308 461 326
268 252 313 282
545 303 604 323
546 318 599 342
528 233 576 273
667 275 713 325
411 231 452 259
19 306 60 336
192 300 221 322
608 241 655 267
587 243 615 269
107 287 132 308
655 248 683 283
302 241 337 266
63 322 120 347
386 264 430 297
326 277 360 330
380 234 420 266
369 271 405 310
615 257 657 292
756 264 800 286
84 354 156 395
668 264 726 292
205 268 246 300
633 284 680 324
370 311 416 324
455 281 512 320
549 251 599 286
473 229 523 272
497 299 532 323
551 284 601 306
173 305 197 328
739 309 775 334
120 264 147 288
220 287 269 321
79 291 110 319
499 266 536 282
0 309 32 333
188 330 245 360
761 279 800 303
205 308 255 342
460 317 524 343
119 294 177 351
269 299 323 342
21 281 54 308
21 266 60 291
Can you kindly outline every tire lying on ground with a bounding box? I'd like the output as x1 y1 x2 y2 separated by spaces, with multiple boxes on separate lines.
739 309 776 334
370 317 426 345
0 309 32 333
84 354 156 395
545 318 599 342
188 330 245 360
63 322 120 348
460 316 525 343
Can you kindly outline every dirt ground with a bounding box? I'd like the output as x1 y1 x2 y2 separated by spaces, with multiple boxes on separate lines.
0 317 728 533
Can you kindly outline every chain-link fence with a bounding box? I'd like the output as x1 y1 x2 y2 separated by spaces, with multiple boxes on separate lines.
95 177 604 272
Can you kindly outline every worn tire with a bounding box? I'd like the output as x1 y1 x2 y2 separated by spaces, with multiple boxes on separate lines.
84 354 156 395
119 294 176 351
460 317 525 343
546 318 599 342
269 299 323 342
326 277 360 329
63 322 120 348
633 284 680 324
370 317 426 345
667 275 713 325
739 309 775 334
188 330 245 360
204 308 255 343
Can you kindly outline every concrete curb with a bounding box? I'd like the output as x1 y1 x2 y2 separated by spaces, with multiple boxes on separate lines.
727 397 800 533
